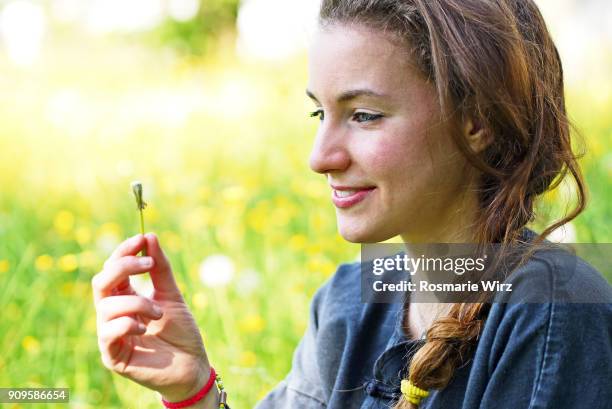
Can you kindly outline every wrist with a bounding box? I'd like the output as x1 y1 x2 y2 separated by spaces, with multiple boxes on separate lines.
160 364 211 404
161 389 219 409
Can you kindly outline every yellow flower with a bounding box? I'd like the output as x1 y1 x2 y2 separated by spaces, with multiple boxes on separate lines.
147 203 160 223
290 179 304 195
309 211 329 233
54 210 74 235
160 231 182 252
85 316 96 333
542 187 558 205
0 259 9 274
97 222 122 238
78 251 98 269
239 351 257 367
61 282 74 297
243 174 260 189
192 292 207 310
34 254 54 271
74 226 91 245
288 235 307 251
306 242 323 257
258 386 273 401
177 281 187 294
247 201 270 233
273 208 291 226
291 282 305 294
239 314 265 333
58 254 78 272
222 185 247 204
270 203 293 227
22 336 41 356
307 256 336 277
305 180 327 199
197 186 211 201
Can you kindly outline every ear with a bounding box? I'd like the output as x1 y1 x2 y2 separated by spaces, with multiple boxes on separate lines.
463 118 491 153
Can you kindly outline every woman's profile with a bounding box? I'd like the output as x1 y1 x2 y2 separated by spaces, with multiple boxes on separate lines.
91 0 612 408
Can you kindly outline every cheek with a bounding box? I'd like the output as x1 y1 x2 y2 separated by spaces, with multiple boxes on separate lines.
363 127 432 181
354 122 464 210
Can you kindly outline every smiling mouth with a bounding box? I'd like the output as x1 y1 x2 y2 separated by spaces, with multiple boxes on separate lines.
331 187 376 208
334 189 360 198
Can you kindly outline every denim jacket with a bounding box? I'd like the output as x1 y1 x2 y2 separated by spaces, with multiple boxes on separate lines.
254 239 612 409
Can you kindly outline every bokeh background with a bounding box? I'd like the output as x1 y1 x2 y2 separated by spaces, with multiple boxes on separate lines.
0 0 610 407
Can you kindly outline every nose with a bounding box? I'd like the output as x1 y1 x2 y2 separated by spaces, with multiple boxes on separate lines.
309 124 351 175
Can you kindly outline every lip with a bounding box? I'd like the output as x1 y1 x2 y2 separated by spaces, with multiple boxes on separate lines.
330 185 376 208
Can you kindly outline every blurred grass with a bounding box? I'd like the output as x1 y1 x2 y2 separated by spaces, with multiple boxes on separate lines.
0 31 610 409
0 33 356 408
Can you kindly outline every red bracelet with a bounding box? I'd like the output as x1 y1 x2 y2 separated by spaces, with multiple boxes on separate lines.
162 366 217 409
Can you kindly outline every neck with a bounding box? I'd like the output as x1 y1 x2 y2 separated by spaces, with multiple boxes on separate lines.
399 188 479 246
399 190 479 340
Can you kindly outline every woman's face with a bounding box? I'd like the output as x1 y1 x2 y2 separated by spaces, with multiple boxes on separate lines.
307 23 476 243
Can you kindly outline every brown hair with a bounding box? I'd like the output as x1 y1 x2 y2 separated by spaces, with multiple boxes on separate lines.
318 0 587 407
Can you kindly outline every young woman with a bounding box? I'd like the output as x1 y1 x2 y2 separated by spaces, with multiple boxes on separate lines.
91 1 612 408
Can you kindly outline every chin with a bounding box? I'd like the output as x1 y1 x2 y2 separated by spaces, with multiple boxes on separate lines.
337 216 395 243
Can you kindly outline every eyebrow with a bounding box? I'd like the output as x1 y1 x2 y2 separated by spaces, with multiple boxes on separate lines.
305 88 388 103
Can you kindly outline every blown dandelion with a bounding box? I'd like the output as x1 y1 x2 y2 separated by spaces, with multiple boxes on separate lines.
199 254 235 287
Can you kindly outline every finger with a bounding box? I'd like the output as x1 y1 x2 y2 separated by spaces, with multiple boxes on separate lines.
98 316 146 348
108 234 147 262
97 295 163 323
92 256 155 303
112 277 136 295
144 233 181 295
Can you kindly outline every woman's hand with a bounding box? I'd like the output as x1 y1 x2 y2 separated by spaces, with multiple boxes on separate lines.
92 233 213 404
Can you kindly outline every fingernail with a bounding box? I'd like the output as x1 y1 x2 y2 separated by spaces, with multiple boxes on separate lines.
139 257 153 267
138 323 146 332
152 304 163 317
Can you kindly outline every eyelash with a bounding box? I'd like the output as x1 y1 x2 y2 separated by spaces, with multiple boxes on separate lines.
309 109 383 123
309 109 324 120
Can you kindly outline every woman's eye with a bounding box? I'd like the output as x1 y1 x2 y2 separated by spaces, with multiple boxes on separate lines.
352 112 383 123
309 110 382 123
309 109 324 121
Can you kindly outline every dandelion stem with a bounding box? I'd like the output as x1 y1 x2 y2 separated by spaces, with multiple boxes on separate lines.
139 207 146 257
131 181 147 257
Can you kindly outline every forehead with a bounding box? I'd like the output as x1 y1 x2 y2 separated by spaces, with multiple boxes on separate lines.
307 23 423 101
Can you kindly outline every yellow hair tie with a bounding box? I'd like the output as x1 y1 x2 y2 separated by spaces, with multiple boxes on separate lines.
400 379 429 405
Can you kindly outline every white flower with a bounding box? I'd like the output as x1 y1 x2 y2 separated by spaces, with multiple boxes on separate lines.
199 254 235 287
548 223 577 243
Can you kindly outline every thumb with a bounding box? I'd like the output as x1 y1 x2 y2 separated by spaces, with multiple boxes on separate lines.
144 233 181 296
